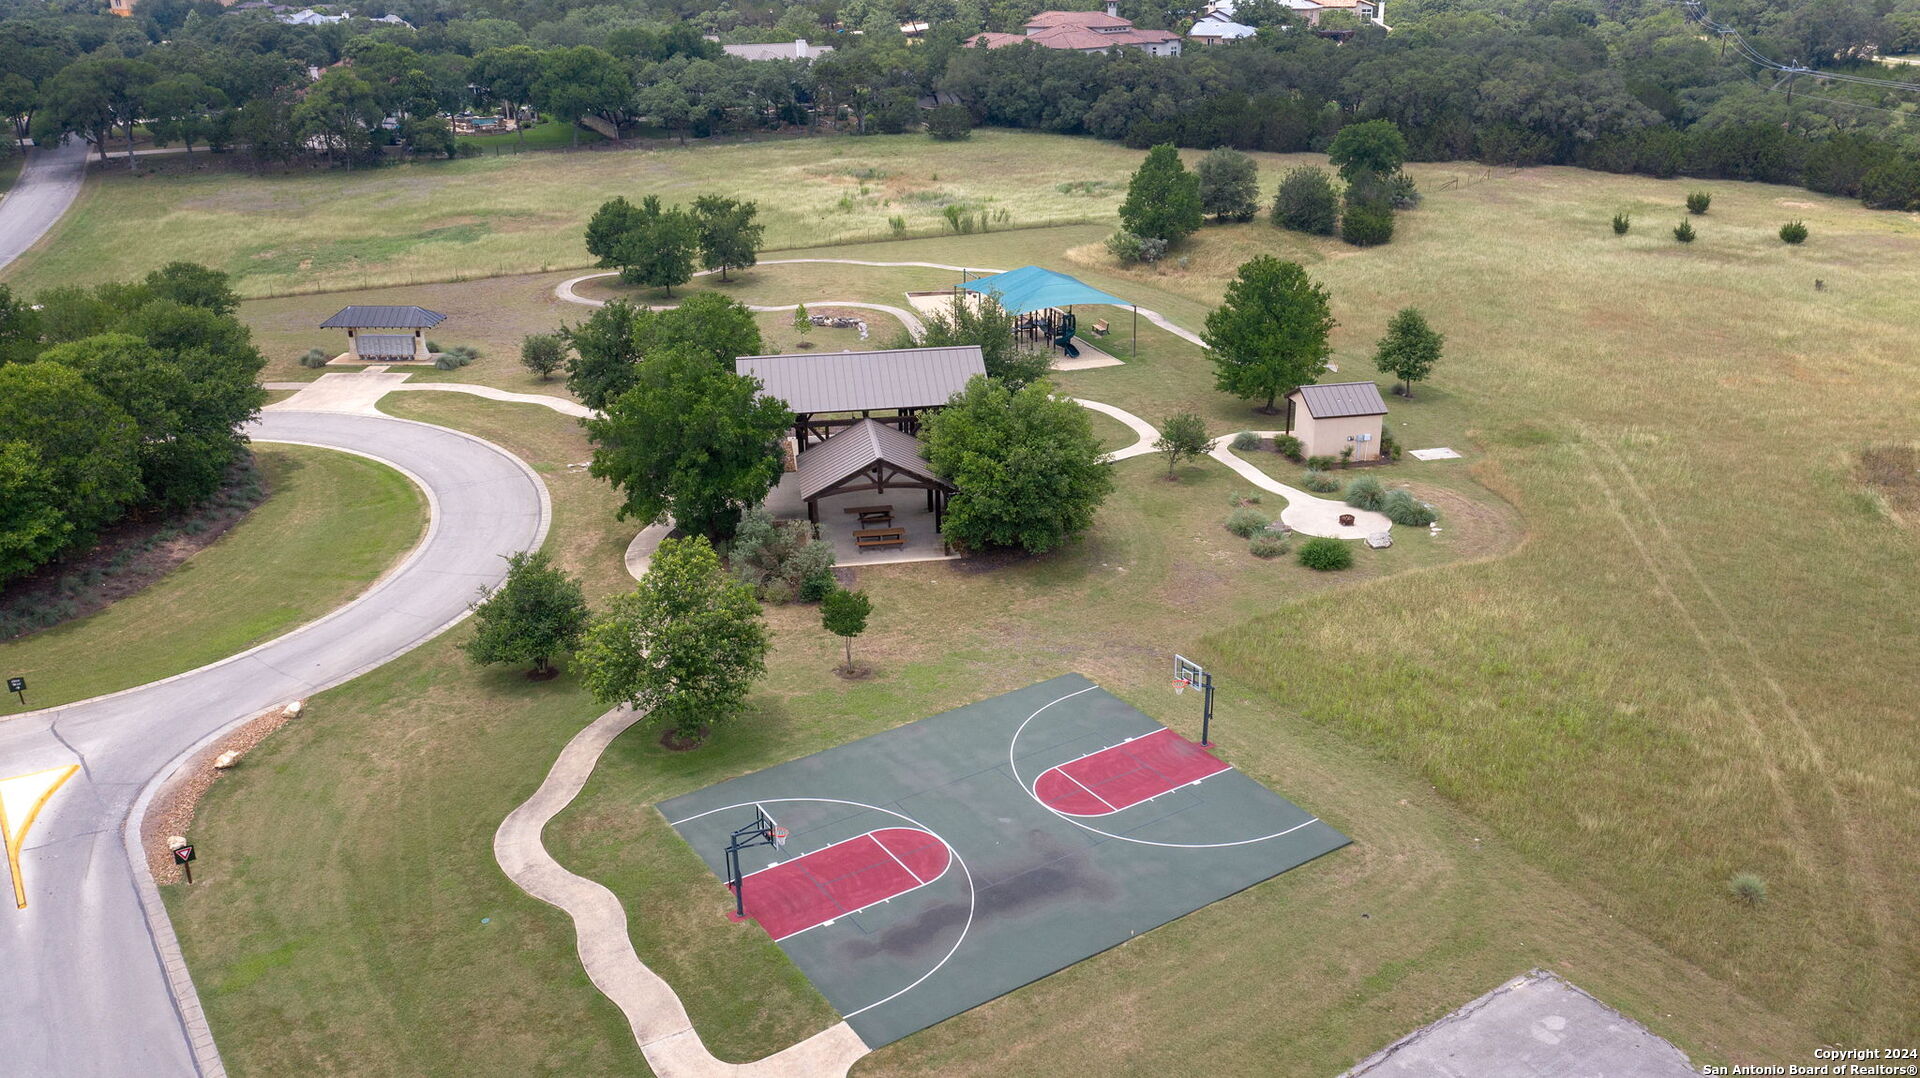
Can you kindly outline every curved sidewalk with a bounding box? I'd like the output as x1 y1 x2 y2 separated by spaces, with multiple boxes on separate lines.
1210 434 1392 540
493 705 870 1078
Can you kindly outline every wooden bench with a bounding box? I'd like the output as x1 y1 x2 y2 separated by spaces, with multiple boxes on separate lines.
856 511 893 526
1090 319 1110 337
843 504 892 516
853 527 905 550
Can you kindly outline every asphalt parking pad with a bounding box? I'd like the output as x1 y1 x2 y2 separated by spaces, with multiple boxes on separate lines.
660 674 1351 1048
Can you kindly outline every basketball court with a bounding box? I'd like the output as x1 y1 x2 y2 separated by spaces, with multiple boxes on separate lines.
660 673 1350 1048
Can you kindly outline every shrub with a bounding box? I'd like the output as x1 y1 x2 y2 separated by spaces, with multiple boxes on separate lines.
1249 533 1291 558
1106 230 1168 265
1779 220 1808 244
520 333 566 380
1727 873 1767 905
1611 212 1630 235
1225 506 1271 538
729 506 836 598
1379 427 1402 461
797 570 837 602
1345 475 1386 510
1300 469 1341 493
926 104 972 141
1297 536 1353 570
1686 190 1711 214
1673 219 1696 243
1381 488 1437 526
1231 430 1260 451
1341 201 1395 247
889 215 908 237
1305 454 1338 471
1227 490 1261 506
1273 434 1303 461
1272 166 1341 235
1385 172 1422 209
298 347 330 368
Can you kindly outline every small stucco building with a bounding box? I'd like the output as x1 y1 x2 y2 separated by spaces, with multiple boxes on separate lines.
320 305 446 362
1287 381 1388 461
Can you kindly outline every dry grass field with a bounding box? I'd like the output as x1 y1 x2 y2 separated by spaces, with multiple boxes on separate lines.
121 132 1920 1074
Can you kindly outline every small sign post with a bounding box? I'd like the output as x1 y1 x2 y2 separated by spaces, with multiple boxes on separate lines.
6 677 23 706
172 842 196 884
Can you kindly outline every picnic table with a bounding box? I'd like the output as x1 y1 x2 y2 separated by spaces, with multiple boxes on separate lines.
843 503 894 526
853 527 905 551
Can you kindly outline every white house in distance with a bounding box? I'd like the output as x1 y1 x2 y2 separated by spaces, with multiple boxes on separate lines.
320 305 446 362
968 3 1184 56
1287 381 1389 461
1188 11 1257 44
722 39 835 60
1204 0 1387 28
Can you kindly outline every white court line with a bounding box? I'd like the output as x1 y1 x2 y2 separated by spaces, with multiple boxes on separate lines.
874 833 927 886
1058 770 1119 812
770 837 952 943
1009 683 1327 850
667 798 974 1020
1044 768 1234 818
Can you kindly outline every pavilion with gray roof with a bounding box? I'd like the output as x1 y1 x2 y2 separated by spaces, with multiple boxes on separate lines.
793 418 954 527
736 345 986 452
320 304 446 362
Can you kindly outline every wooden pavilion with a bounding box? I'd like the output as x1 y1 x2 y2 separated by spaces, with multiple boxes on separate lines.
794 419 954 527
735 345 986 453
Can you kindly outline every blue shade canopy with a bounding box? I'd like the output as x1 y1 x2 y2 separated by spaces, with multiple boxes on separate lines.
959 266 1131 315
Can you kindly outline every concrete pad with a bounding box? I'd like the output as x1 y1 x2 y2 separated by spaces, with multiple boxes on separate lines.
1410 447 1463 461
1209 434 1393 540
763 473 957 566
1342 969 1695 1078
266 371 415 415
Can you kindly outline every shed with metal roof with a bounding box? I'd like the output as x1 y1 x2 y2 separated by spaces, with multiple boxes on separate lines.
736 345 985 451
1287 381 1389 461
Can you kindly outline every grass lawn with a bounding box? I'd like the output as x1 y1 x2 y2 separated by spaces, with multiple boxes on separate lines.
165 140 1920 1072
454 120 604 154
0 444 424 716
0 129 1139 299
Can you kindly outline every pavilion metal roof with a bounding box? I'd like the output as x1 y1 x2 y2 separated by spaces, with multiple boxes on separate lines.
320 305 447 329
796 419 949 501
1293 381 1389 418
736 346 984 415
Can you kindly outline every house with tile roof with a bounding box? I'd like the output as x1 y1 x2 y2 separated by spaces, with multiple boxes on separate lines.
967 2 1183 56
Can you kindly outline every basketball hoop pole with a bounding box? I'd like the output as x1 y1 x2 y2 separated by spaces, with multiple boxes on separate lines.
725 810 781 917
1174 654 1216 747
1197 670 1214 747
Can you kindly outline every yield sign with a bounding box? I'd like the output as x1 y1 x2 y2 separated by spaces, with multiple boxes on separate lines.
0 765 80 910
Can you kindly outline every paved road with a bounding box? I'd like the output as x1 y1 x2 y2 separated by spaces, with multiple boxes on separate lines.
0 138 90 271
0 411 549 1077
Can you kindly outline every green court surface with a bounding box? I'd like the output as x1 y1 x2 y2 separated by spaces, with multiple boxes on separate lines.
661 674 1351 1048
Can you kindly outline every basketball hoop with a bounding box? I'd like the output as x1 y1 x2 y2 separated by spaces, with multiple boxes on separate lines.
770 826 789 850
1173 677 1189 695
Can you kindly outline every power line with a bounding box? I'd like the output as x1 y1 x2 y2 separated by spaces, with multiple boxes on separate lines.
1671 0 1920 93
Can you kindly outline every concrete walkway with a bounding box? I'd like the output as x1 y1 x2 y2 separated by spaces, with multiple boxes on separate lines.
493 705 871 1078
555 272 926 337
389 381 593 418
552 259 1202 348
1210 433 1392 540
265 372 416 415
1070 397 1159 461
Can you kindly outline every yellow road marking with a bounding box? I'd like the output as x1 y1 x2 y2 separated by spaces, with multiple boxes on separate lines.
0 765 80 910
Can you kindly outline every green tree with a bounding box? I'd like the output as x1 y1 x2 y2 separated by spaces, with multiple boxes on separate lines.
914 295 1050 388
1119 143 1202 245
460 550 590 678
1373 307 1443 398
1195 147 1260 223
142 262 239 316
793 303 812 344
1203 256 1335 414
1327 119 1408 183
1154 412 1212 478
1272 166 1340 236
584 195 698 295
0 440 70 584
532 45 630 147
37 57 159 170
0 284 42 366
640 292 763 369
689 195 764 282
562 300 646 411
520 333 567 381
141 74 226 156
821 587 872 671
0 361 143 548
922 377 1115 554
470 45 542 146
585 346 792 542
578 535 768 740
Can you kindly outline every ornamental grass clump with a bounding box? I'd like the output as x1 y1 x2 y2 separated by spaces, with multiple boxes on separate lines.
1344 475 1386 511
1300 469 1341 493
1231 430 1260 451
1249 533 1291 558
1381 488 1437 526
1297 536 1353 571
1225 507 1271 538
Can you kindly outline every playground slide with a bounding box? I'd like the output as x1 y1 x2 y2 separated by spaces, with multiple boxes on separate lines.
1055 333 1080 358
